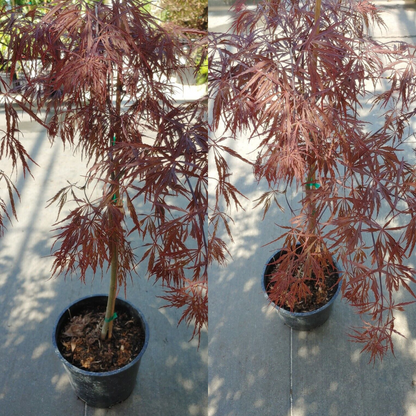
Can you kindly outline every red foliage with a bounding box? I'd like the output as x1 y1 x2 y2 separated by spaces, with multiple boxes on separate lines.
210 0 416 361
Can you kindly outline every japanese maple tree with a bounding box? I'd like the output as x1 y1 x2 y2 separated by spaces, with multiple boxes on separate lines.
0 0 207 342
210 0 416 361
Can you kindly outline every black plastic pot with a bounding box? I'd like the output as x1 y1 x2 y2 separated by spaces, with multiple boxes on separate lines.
262 249 342 331
52 295 149 408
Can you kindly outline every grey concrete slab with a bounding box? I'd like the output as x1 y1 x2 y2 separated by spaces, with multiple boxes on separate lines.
209 256 292 416
290 296 416 416
370 1 416 42
0 109 207 416
208 125 296 416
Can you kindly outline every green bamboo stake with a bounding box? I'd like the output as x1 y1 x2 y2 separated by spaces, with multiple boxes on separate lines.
100 242 118 340
100 0 121 341
304 0 323 263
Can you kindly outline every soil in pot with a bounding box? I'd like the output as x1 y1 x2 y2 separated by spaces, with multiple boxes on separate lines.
58 304 146 373
265 254 340 313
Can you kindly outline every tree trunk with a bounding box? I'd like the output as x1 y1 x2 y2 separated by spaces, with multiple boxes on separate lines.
100 0 122 341
100 243 118 340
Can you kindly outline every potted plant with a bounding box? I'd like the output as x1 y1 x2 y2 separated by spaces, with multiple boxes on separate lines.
210 0 416 362
159 0 208 88
0 0 207 407
0 0 55 93
160 0 207 32
0 31 14 93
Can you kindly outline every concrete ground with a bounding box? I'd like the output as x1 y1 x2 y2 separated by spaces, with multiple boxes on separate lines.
0 84 207 415
208 2 416 416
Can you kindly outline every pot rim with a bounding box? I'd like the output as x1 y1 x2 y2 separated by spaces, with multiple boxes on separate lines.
52 294 149 377
261 249 343 317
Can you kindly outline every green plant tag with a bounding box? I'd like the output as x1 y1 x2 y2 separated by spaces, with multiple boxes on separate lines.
306 182 320 190
104 312 118 323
